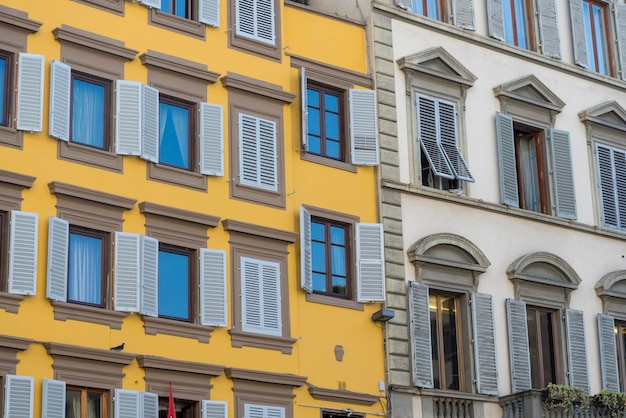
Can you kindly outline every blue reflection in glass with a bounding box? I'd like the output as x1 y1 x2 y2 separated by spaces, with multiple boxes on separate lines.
592 4 608 74
158 250 190 320
72 79 105 148
503 0 528 48
159 101 190 169
68 232 103 305
0 58 5 126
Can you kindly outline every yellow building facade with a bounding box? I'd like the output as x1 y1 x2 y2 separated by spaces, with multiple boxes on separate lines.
0 0 386 417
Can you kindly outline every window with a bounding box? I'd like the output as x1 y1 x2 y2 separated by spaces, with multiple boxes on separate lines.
502 0 533 49
429 292 463 391
67 226 108 307
158 244 193 321
526 305 561 389
616 321 626 391
583 0 612 75
229 0 282 60
0 51 10 128
146 0 219 39
412 0 444 20
401 0 475 29
512 123 548 213
70 72 110 149
161 0 192 18
306 82 344 161
66 386 107 418
159 96 194 170
310 218 350 298
159 397 196 418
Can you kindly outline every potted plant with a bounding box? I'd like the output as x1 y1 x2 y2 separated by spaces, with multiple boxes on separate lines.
592 391 626 418
542 383 590 412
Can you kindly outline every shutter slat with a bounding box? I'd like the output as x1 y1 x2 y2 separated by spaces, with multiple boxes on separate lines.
200 103 224 176
241 257 281 336
300 67 308 152
142 392 158 418
235 0 275 44
141 85 159 163
451 0 475 30
199 0 220 27
140 236 159 317
408 282 433 388
114 232 141 312
614 150 626 230
115 389 140 418
299 206 313 294
202 400 228 418
46 216 69 302
16 53 44 132
570 0 588 67
115 80 142 156
487 0 505 41
596 144 619 229
566 309 590 391
200 248 227 326
356 223 385 302
49 60 71 141
598 314 620 392
42 378 66 418
537 0 560 58
615 5 626 80
239 114 277 191
439 100 474 182
417 95 454 179
506 298 532 393
472 292 499 395
550 129 577 219
350 89 379 165
496 112 520 207
9 211 38 296
5 375 34 418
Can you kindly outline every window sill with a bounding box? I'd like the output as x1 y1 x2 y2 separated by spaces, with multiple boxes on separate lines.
52 301 127 329
58 141 123 173
305 293 363 310
148 9 206 39
71 0 124 16
300 152 357 173
0 292 25 314
148 163 208 191
142 316 214 343
0 126 22 149
229 329 296 354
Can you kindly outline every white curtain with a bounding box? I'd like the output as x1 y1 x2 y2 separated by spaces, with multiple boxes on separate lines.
68 234 102 304
159 103 189 167
72 79 104 147
518 136 541 212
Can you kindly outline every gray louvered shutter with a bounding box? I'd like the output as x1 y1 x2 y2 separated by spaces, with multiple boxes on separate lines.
614 4 626 80
42 378 66 418
5 375 34 418
115 80 142 156
241 257 281 336
16 53 44 132
8 211 38 296
356 223 385 302
350 89 379 166
115 389 140 418
199 0 220 27
570 0 588 67
487 0 505 41
140 0 161 7
417 95 454 179
550 129 576 219
46 216 69 302
142 392 158 418
537 0 560 58
300 67 308 152
472 292 499 395
396 0 411 10
49 60 71 141
506 299 531 393
439 100 473 182
566 309 589 391
299 206 312 294
451 0 475 30
495 112 520 207
141 85 159 163
408 282 433 388
200 103 224 176
199 248 227 326
114 232 141 312
202 400 228 418
140 236 158 317
597 314 620 392
596 144 619 229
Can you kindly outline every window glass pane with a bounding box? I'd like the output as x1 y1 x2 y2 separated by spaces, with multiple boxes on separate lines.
325 94 338 113
429 295 441 389
312 241 326 274
72 78 106 149
0 56 6 126
503 0 515 44
426 0 440 19
518 134 542 212
325 112 340 141
161 0 172 13
592 4 609 75
158 249 190 320
68 232 103 305
327 139 340 160
308 108 321 136
175 0 188 18
159 101 190 169
527 308 541 388
620 325 626 391
441 296 460 390
539 310 557 385
331 275 347 295
307 88 319 108
66 390 81 418
330 245 346 276
313 272 326 292
330 226 345 245
87 392 103 418
513 0 528 48
311 222 325 241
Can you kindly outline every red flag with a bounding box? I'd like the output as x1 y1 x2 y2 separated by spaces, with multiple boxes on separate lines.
167 382 176 418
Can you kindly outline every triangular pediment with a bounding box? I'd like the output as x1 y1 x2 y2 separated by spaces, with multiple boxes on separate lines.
578 101 626 132
493 75 565 112
397 47 477 88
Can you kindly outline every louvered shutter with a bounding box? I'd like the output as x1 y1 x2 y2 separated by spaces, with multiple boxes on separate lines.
16 53 44 132
299 206 312 294
142 392 158 418
199 0 220 27
506 299 531 393
596 144 620 229
598 314 620 392
408 282 433 388
417 95 454 179
244 404 284 418
202 400 228 418
258 118 278 190
256 0 275 45
615 4 626 80
115 80 142 156
115 389 140 418
570 0 588 67
537 0 560 59
451 0 475 30
300 67 308 151
487 0 505 41
49 60 71 141
241 258 281 336
200 103 224 176
114 232 141 312
495 112 520 207
356 223 385 302
8 211 38 296
5 375 34 418
46 216 69 302
438 100 473 182
140 236 158 317
550 129 577 220
239 114 278 191
140 0 161 7
566 309 589 391
266 406 284 418
141 85 159 163
42 378 66 418
396 0 411 10
235 0 254 39
350 89 379 166
472 292 499 395
200 248 227 326
611 149 626 230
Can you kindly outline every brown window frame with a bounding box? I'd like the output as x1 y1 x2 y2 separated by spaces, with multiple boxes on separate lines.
0 210 7 293
414 0 447 22
306 82 347 163
158 95 196 172
70 71 111 151
582 0 614 76
158 396 198 418
0 51 11 128
616 320 626 392
310 217 352 300
514 123 549 214
429 291 465 391
158 243 196 323
66 386 109 418
526 305 563 389
505 0 535 49
160 0 194 20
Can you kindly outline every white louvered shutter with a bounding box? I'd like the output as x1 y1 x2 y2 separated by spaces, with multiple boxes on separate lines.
114 232 141 312
244 404 284 418
241 257 281 336
49 60 71 141
472 292 499 395
42 378 66 418
140 0 161 7
115 389 140 418
451 0 475 30
438 100 473 182
299 206 312 294
199 0 220 27
495 112 520 207
46 216 69 302
350 89 379 166
356 223 385 302
141 85 159 163
300 67 308 151
239 114 278 191
598 314 620 392
202 400 228 418
8 211 38 296
570 0 588 67
16 53 44 132
235 0 275 45
417 95 454 179
408 282 433 388
537 0 560 59
506 298 532 393
200 248 227 326
140 236 158 317
615 4 626 80
566 309 589 391
550 129 576 220
487 0 505 41
142 392 158 418
5 375 34 418
200 102 224 176
115 80 142 156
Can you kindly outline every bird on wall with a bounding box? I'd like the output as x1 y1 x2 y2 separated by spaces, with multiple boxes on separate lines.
110 342 125 351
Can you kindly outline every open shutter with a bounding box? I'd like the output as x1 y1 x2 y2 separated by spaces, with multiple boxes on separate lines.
46 216 69 302
199 248 227 326
550 129 577 219
8 211 38 296
496 112 520 207
49 60 71 141
596 144 619 229
5 375 34 418
200 102 224 176
598 314 620 392
241 258 281 336
141 85 159 163
300 67 308 152
299 206 312 294
439 100 473 182
396 0 411 10
116 80 142 156
42 378 66 418
114 232 141 312
566 309 589 391
356 223 385 302
417 95 454 179
451 0 475 30
472 292 499 395
537 0 560 58
142 392 158 418
199 0 220 26
487 0 505 41
350 89 379 166
140 0 161 7
408 282 433 388
140 236 158 317
115 389 140 418
570 0 588 67
506 298 532 393
614 4 626 80
202 400 228 418
16 53 44 132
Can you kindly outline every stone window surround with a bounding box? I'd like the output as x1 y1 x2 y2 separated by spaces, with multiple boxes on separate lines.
306 383 378 406
227 0 282 62
49 181 136 329
148 6 206 39
0 335 31 375
596 270 626 320
71 0 124 16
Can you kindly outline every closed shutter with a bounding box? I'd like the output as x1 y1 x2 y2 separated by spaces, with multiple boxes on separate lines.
235 0 275 45
417 95 454 179
611 148 626 230
114 232 141 312
570 0 588 67
42 378 66 418
200 102 224 176
472 292 499 395
199 248 227 326
495 112 520 207
506 298 532 393
356 223 385 302
199 0 220 27
487 0 505 41
8 211 38 296
408 282 433 388
239 114 278 191
5 375 34 418
202 400 228 418
596 144 619 229
141 85 159 163
115 389 140 418
438 100 473 182
49 60 71 141
140 0 161 7
299 206 312 294
115 80 142 156
615 4 626 80
550 129 577 220
566 309 589 391
16 53 44 132
244 404 284 418
537 0 560 58
451 0 475 30
142 392 158 418
140 236 158 317
350 89 379 166
300 67 308 152
46 216 69 302
597 314 620 392
241 257 281 336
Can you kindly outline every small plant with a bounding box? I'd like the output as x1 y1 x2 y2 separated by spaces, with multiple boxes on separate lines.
542 383 590 412
592 390 626 418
